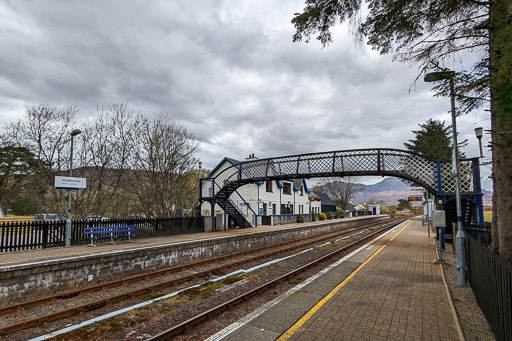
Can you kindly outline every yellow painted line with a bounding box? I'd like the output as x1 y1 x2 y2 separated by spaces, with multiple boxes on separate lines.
277 220 413 341
0 261 18 265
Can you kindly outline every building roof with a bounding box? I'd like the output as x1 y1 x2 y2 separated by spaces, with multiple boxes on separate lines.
312 192 336 206
209 157 240 176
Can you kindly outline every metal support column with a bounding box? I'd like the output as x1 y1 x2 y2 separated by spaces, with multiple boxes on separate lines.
211 200 215 232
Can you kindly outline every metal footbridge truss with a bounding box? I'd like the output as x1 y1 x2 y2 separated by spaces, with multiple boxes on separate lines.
200 148 483 229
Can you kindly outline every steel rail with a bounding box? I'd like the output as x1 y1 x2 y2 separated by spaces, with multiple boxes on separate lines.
0 218 402 336
148 219 407 340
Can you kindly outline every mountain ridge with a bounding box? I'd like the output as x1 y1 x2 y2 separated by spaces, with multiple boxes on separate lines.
351 177 492 206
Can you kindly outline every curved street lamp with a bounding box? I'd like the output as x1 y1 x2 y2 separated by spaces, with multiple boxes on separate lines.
424 70 466 286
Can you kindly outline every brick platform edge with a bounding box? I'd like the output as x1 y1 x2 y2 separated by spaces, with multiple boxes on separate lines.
0 216 387 299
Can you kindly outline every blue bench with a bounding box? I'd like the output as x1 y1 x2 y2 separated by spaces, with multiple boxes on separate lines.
84 225 136 247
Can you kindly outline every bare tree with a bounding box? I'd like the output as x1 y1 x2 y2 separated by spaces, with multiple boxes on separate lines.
130 117 199 218
6 103 78 215
72 103 138 218
316 177 362 211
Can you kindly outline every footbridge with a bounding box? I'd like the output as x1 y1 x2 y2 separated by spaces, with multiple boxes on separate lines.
199 148 484 230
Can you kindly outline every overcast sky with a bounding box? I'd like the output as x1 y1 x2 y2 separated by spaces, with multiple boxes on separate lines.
0 0 492 190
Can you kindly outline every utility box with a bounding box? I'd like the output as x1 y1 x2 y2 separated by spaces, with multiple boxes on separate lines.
432 210 446 228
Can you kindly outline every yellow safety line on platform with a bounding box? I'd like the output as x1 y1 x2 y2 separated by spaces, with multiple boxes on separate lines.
277 220 413 341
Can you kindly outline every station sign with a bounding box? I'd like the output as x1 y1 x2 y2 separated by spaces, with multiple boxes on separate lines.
55 176 87 190
408 196 422 201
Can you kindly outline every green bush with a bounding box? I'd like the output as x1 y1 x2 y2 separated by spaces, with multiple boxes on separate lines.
297 215 304 223
8 198 40 216
327 211 333 219
311 210 317 221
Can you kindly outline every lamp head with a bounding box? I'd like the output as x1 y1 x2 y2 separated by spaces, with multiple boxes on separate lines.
198 161 202 169
70 129 82 136
424 70 455 82
474 127 483 139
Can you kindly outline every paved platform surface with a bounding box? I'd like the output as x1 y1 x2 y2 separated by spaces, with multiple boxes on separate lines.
213 219 460 341
0 215 374 267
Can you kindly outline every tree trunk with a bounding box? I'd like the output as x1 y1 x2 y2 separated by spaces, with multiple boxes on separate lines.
489 0 512 261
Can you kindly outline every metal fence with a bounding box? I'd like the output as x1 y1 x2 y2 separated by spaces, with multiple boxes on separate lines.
466 231 512 341
0 221 66 252
0 216 204 252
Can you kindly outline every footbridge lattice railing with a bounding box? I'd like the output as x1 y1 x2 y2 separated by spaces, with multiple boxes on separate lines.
200 148 479 203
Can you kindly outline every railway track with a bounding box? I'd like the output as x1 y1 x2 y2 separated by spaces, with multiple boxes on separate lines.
148 218 407 340
0 217 405 338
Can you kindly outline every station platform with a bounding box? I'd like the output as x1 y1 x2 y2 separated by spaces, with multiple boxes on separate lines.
210 218 462 341
0 215 388 300
0 215 375 268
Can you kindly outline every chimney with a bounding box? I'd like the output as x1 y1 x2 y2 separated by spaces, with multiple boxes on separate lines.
245 153 258 161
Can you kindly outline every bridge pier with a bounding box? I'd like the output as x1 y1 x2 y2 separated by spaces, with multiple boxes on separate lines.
210 200 215 232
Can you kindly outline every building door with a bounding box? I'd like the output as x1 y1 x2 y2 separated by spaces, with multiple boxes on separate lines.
263 203 268 216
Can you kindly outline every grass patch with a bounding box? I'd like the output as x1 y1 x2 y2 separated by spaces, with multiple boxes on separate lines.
221 276 245 285
212 269 226 276
206 283 223 291
484 210 492 222
157 306 173 316
320 242 336 249
56 317 125 340
179 287 211 299
139 293 166 301
319 239 348 250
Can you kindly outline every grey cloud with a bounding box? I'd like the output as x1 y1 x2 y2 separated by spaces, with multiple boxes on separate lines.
0 0 491 189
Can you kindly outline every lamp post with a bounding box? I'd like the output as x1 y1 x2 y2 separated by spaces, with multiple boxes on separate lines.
424 70 466 285
197 161 202 217
66 129 82 247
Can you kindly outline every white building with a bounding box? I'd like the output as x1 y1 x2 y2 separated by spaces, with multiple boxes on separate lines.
201 155 321 227
368 204 381 215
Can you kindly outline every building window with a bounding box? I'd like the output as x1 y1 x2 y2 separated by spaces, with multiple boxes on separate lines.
283 182 291 195
281 204 293 214
272 203 276 215
266 180 272 192
300 186 304 196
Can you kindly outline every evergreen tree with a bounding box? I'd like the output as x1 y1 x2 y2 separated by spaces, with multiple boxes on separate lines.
0 145 42 211
292 0 512 260
397 199 412 211
404 119 461 161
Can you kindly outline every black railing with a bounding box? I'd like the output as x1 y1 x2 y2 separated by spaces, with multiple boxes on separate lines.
0 217 204 252
0 221 66 252
466 231 512 341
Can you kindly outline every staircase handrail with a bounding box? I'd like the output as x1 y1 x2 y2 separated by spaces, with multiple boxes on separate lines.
230 189 257 227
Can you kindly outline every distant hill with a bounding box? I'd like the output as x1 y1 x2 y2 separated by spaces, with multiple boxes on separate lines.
351 177 492 206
